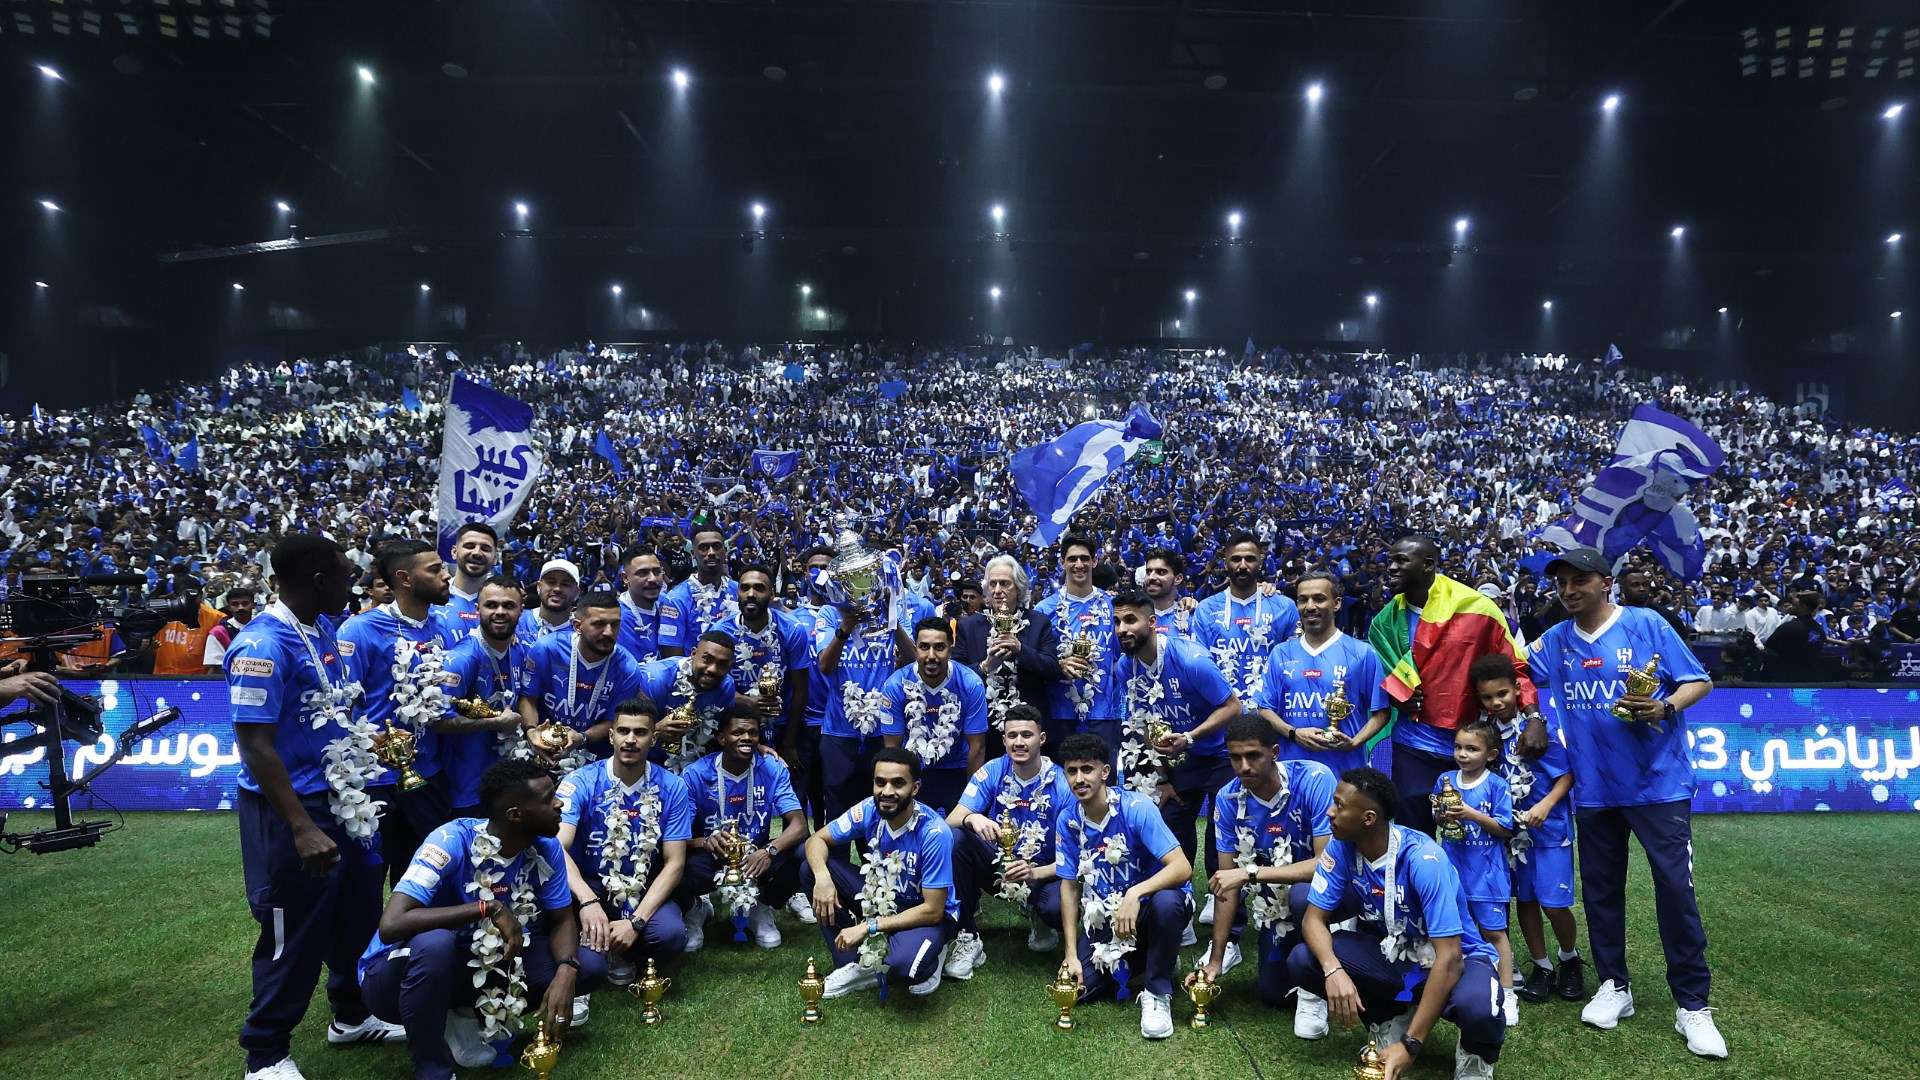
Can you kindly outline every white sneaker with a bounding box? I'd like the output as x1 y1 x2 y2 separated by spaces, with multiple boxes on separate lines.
1293 990 1329 1040
1197 894 1217 926
1139 991 1174 1039
570 994 590 1028
944 931 986 979
1219 941 1244 975
788 892 817 925
243 1059 307 1080
1675 1007 1728 1058
685 896 713 952
821 961 880 999
1368 1010 1411 1052
1454 1041 1496 1079
910 943 951 996
749 904 782 949
443 1009 495 1069
606 957 637 987
1581 980 1635 1030
326 1015 404 1044
1027 912 1061 953
1503 989 1520 1028
1180 920 1198 947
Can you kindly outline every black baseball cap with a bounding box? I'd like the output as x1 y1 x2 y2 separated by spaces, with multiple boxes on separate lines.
1545 548 1611 576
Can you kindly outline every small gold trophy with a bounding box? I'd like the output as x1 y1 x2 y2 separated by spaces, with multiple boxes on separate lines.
997 806 1019 865
662 702 698 755
1610 654 1664 724
1147 717 1187 766
756 665 783 704
1183 966 1222 1029
714 822 748 887
371 723 427 791
991 601 1020 638
1353 1040 1389 1080
453 695 498 719
527 720 574 762
519 1018 561 1079
1047 962 1080 1031
1070 630 1094 660
631 957 669 1024
1435 776 1467 842
1324 681 1352 733
798 957 826 1024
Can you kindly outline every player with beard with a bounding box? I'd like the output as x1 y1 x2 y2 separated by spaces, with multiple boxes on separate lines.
440 577 535 817
1193 531 1300 703
635 631 744 769
340 540 465 886
711 564 814 751
517 592 647 757
880 619 989 814
617 550 668 663
519 559 582 641
437 523 498 631
659 526 740 657
1255 571 1391 776
1143 548 1194 639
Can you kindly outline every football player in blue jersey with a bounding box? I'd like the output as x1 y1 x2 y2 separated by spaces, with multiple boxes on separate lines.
439 577 534 817
617 549 668 663
436 522 498 631
659 525 740 657
1193 531 1300 702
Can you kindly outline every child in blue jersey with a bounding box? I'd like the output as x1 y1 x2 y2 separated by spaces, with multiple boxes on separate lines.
802 746 960 1000
1434 719 1518 1028
438 577 535 816
1198 715 1336 1040
1470 652 1585 1007
1054 732 1194 1041
674 713 808 951
635 632 740 771
557 699 695 985
516 592 647 756
1255 571 1391 776
1287 767 1507 1078
944 705 1075 977
359 759 602 1080
1522 548 1724 1059
881 618 990 814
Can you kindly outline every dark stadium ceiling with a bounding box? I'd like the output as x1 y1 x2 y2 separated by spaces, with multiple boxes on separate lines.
3 0 1916 272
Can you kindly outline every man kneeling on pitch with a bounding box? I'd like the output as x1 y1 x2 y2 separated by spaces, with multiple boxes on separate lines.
1287 767 1507 1079
358 759 604 1079
803 747 961 998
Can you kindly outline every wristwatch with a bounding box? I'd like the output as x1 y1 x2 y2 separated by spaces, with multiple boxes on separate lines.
1660 699 1677 722
1400 1035 1424 1059
867 916 882 936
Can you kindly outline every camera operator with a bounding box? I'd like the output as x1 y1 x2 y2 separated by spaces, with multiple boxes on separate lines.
0 658 60 707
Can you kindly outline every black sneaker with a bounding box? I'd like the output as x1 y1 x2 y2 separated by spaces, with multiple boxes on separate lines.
1555 955 1588 1001
1517 964 1554 1003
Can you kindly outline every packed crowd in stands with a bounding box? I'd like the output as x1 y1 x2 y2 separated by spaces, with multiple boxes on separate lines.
2 339 1917 680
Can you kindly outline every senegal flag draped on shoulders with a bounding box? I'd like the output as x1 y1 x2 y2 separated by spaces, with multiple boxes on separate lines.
1367 573 1537 744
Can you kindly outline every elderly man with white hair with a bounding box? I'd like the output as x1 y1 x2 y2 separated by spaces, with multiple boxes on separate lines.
954 554 1072 750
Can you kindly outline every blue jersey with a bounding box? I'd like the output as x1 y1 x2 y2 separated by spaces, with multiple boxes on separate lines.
1033 588 1122 720
1211 759 1336 865
1194 589 1300 700
711 609 816 726
635 656 739 767
433 585 481 633
814 604 918 739
826 798 960 921
1495 715 1572 847
1308 824 1500 968
658 576 740 652
1257 631 1391 775
617 594 662 664
440 632 530 810
680 751 802 846
226 603 359 798
520 631 646 735
516 610 574 642
1056 788 1190 900
957 756 1074 866
360 818 572 982
1154 604 1195 641
796 602 831 729
1434 770 1513 903
1529 605 1711 809
558 759 694 878
338 604 465 782
1114 634 1237 758
879 664 990 772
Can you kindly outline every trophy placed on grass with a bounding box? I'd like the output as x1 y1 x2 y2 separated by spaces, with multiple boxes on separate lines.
1047 962 1080 1031
1610 654 1664 727
518 1019 561 1079
631 958 669 1024
371 722 427 791
1353 1041 1388 1080
1434 776 1467 842
798 957 826 1024
1183 964 1222 1029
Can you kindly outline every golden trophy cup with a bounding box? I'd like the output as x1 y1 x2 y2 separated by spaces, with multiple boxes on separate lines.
1183 966 1223 1029
798 957 827 1024
371 723 427 791
661 702 698 756
1353 1040 1389 1080
1070 630 1094 660
1610 654 1664 723
715 822 748 887
1435 776 1468 842
756 664 783 704
1147 718 1187 765
453 695 498 720
518 1018 561 1079
527 720 574 762
991 601 1020 639
1047 962 1080 1031
996 806 1019 865
630 957 669 1024
1324 681 1352 733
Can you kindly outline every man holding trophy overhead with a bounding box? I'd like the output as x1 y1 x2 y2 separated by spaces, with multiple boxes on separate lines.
1520 547 1724 1059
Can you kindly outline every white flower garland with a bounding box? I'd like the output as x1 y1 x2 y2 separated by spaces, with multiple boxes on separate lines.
688 577 739 631
597 780 663 920
276 603 379 841
1051 593 1108 727
664 659 723 772
983 611 1028 732
466 824 547 1041
841 683 889 737
734 619 784 692
1075 823 1133 973
901 678 963 768
1210 595 1275 698
1377 827 1435 969
1496 718 1536 866
712 766 761 919
1118 660 1173 804
992 776 1051 905
387 627 451 737
857 849 907 970
1228 768 1294 934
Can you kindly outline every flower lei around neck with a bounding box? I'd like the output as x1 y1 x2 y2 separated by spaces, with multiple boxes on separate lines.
1495 716 1536 866
467 823 549 1041
1211 595 1274 696
842 682 889 737
902 676 963 767
276 604 377 842
388 628 451 738
597 775 663 922
1051 592 1108 725
734 619 783 692
689 577 739 628
1118 658 1173 804
1228 767 1294 934
857 847 908 971
993 773 1051 905
1377 826 1436 969
664 658 723 771
983 610 1029 732
1074 812 1134 973
712 764 761 919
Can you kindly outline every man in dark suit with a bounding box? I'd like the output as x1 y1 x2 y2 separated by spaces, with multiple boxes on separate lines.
954 554 1069 751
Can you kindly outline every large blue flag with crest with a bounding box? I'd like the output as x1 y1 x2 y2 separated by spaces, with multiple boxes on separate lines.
1538 404 1724 579
434 374 544 557
751 448 800 479
1010 404 1163 547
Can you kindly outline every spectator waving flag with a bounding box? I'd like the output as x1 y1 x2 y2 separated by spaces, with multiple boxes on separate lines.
1010 404 1163 547
593 430 627 479
174 434 202 474
434 374 544 557
1538 404 1725 579
139 423 172 461
401 386 425 414
1877 478 1911 505
751 448 801 479
1604 342 1624 367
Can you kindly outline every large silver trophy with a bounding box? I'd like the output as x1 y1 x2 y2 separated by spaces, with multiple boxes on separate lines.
825 528 887 619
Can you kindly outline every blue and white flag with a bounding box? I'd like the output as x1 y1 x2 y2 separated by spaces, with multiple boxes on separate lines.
751 448 800 479
174 435 201 474
877 380 910 401
138 423 172 461
1009 404 1163 548
1603 343 1624 367
782 363 806 383
434 374 544 557
1538 404 1724 580
1877 478 1911 504
401 386 424 414
593 430 627 479
30 403 48 431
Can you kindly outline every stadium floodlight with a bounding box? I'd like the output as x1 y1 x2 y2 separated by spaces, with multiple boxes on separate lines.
37 64 61 81
800 284 812 297
357 66 376 86
991 203 1006 224
34 280 49 289
611 284 623 297
989 285 1002 300
814 307 826 320
1365 293 1379 308
1305 82 1323 105
1670 225 1686 240
1542 299 1554 311
38 199 60 212
275 200 293 213
1454 217 1470 236
751 202 767 221
514 201 529 217
1889 232 1904 246
231 282 245 292
1718 306 1729 314
672 68 690 90
1184 289 1198 303
1895 311 1905 319
1227 210 1243 232
987 71 1005 95
1884 103 1905 120
1602 93 1621 112
1173 319 1182 329
419 283 431 293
